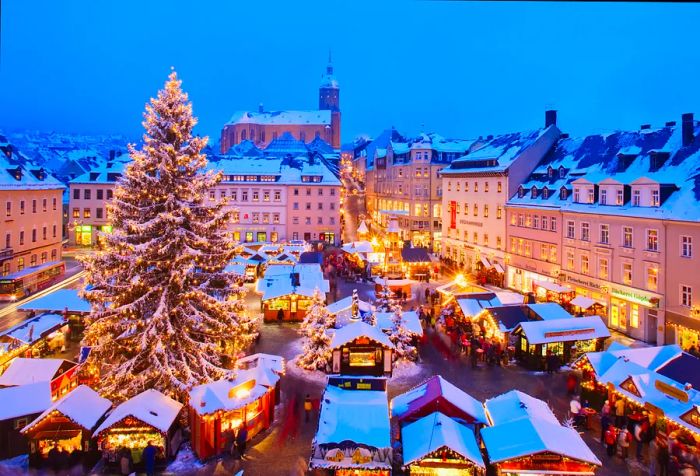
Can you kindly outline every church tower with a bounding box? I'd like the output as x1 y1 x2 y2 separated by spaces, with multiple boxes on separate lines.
319 51 341 148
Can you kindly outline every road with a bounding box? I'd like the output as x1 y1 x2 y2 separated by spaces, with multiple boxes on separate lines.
341 189 366 244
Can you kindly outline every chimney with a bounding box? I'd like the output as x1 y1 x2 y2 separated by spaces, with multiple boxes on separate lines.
258 103 264 113
682 113 694 147
640 124 651 130
109 150 115 161
560 133 569 139
665 121 676 127
545 110 557 128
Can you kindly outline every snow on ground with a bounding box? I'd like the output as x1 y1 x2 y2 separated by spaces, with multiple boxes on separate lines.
0 454 28 475
390 359 425 383
287 355 328 383
163 442 204 475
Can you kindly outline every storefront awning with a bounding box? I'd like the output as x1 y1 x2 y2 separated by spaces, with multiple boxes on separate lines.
571 296 596 309
480 256 491 268
494 263 504 274
533 280 573 294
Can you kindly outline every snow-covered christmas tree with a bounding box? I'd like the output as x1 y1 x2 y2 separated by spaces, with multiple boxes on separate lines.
297 288 333 371
389 306 418 361
350 289 360 320
374 281 396 313
80 71 258 403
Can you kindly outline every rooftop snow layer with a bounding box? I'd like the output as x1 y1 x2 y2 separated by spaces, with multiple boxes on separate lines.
23 385 111 432
330 321 394 350
93 389 183 436
484 390 559 426
19 289 91 314
227 110 331 126
0 382 53 421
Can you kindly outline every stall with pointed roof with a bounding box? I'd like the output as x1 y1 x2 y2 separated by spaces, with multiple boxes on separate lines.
329 321 395 376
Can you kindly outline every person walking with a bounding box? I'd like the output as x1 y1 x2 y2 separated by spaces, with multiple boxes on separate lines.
470 337 479 369
236 425 248 460
600 412 612 445
304 394 313 423
119 447 132 476
618 427 632 459
657 438 670 476
605 425 618 458
615 397 626 428
634 420 646 461
277 308 285 324
649 437 659 476
142 441 157 476
424 287 430 304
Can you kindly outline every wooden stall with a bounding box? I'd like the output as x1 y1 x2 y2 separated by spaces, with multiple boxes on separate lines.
22 385 111 469
0 313 68 372
188 364 280 460
0 382 53 459
374 278 415 300
18 289 92 339
329 322 395 377
0 357 81 401
93 389 183 470
532 279 574 305
401 248 432 281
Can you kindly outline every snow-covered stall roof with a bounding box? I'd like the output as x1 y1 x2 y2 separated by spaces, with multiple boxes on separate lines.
526 302 574 321
22 385 111 432
0 382 53 421
516 315 610 345
374 311 423 337
341 241 374 255
484 390 559 426
570 296 597 309
0 358 73 387
236 353 285 375
19 289 91 314
189 374 270 416
401 411 485 468
584 344 682 377
391 375 487 424
481 415 601 465
330 321 394 350
315 384 390 448
0 312 66 346
532 280 573 294
326 296 373 316
457 294 502 318
223 263 246 276
93 389 183 436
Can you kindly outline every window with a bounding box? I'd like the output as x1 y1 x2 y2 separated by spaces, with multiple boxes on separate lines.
599 258 609 279
587 189 594 204
496 236 502 249
473 232 478 243
305 202 311 210
42 226 47 240
681 236 693 257
566 220 575 239
496 206 502 219
292 217 299 225
541 216 548 230
18 231 23 246
497 182 502 193
600 224 609 244
293 188 299 196
41 251 47 264
274 190 281 201
600 189 607 205
52 197 57 210
252 212 259 223
623 262 633 285
97 189 104 200
630 305 639 329
473 204 478 216
682 285 693 307
306 188 311 196
652 189 660 207
330 217 336 225
484 182 489 193
32 199 37 213
541 244 549 261
574 188 580 203
305 217 311 225
220 190 227 199
533 215 539 229
106 190 113 200
241 191 248 201
581 255 590 275
317 217 323 224
330 203 335 210
474 182 478 192
510 214 517 226
616 189 624 205
252 191 259 201
20 200 25 215
231 190 237 201
318 203 323 210
581 223 590 241
32 229 37 242
566 250 574 270
51 249 56 260
647 265 658 291
5 201 9 217
53 225 57 238
96 208 103 219
17 257 24 271
518 214 524 227
262 213 270 224
551 218 557 232
525 215 532 227
632 190 640 206
330 188 336 196
464 182 469 192
293 202 299 210
42 198 47 212
542 188 549 199
209 190 215 199
483 205 489 218
510 238 516 253
318 189 324 196
647 229 658 251
73 189 80 199
623 227 633 248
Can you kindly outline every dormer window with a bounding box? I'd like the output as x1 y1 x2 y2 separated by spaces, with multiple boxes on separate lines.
651 189 660 207
573 188 580 203
542 187 549 199
547 166 554 178
587 189 594 204
531 186 538 198
632 190 641 207
518 186 524 198
559 166 566 178
600 189 607 205
616 189 624 205
560 187 568 200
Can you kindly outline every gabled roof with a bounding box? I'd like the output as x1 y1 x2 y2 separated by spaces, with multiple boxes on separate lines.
657 353 700 390
226 110 331 126
93 389 182 436
402 412 485 468
484 390 559 426
0 382 53 421
330 321 394 350
19 289 91 314
189 373 271 416
391 375 487 424
23 385 111 433
515 316 610 345
0 358 75 387
401 247 431 263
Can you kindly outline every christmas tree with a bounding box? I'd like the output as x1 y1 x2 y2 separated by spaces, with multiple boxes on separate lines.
297 288 333 371
389 305 418 361
80 71 258 403
350 288 360 320
374 281 395 313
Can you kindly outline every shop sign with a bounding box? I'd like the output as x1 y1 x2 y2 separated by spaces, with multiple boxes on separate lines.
544 328 595 339
610 287 659 308
644 402 665 417
655 380 689 403
531 453 563 463
458 220 483 227
565 275 603 291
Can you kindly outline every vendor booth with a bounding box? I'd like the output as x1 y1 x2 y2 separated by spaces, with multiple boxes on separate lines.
258 263 329 322
0 313 68 372
401 411 486 476
188 364 280 460
569 295 607 317
261 287 316 322
330 322 395 377
310 376 392 476
327 295 374 327
374 311 423 338
18 289 91 338
374 278 415 300
513 315 609 370
23 385 111 469
0 357 80 401
93 389 183 470
0 381 53 459
401 248 432 281
532 279 574 305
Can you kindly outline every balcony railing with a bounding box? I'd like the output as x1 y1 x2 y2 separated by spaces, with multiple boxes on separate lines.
0 248 12 260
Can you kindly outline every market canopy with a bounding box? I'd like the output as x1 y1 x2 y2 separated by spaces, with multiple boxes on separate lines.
532 280 573 294
570 296 602 309
0 313 66 346
516 315 610 345
19 289 91 314
401 247 431 263
457 293 503 318
330 321 394 350
0 382 52 421
341 241 374 255
0 358 76 387
401 411 485 468
22 385 111 433
93 389 183 437
189 374 270 416
484 390 559 426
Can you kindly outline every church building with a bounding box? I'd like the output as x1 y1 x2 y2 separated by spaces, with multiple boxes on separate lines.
220 56 341 152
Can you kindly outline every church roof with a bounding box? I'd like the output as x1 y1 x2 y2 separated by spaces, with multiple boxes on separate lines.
226 110 331 126
264 132 309 155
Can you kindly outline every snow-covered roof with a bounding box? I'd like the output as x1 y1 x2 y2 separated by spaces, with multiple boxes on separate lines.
0 382 53 421
583 344 683 377
258 263 329 300
391 375 487 424
374 311 423 336
330 321 394 350
93 389 183 436
189 373 271 416
223 263 246 276
516 315 610 345
70 158 129 184
357 221 369 234
532 280 573 294
0 358 72 387
23 385 111 432
0 313 66 346
456 294 502 317
527 302 574 321
0 154 65 191
315 384 390 449
226 110 331 126
401 411 485 468
19 289 91 314
484 390 559 426
212 155 341 186
236 352 285 375
482 415 601 465
341 241 374 255
326 296 373 315
570 296 597 309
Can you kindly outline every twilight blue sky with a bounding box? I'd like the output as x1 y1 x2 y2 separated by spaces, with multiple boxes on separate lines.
1 1 699 144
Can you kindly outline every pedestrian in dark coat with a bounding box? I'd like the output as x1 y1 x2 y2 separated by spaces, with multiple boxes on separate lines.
142 441 157 476
48 444 61 472
277 308 284 323
236 426 248 459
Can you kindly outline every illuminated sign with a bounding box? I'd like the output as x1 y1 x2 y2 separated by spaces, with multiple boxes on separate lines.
610 288 658 308
544 329 595 339
655 380 689 403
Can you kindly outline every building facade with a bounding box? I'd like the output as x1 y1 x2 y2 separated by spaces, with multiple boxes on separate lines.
1 149 65 278
506 113 700 345
220 58 341 152
441 111 560 281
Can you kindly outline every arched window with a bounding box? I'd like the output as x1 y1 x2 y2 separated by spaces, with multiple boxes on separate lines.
241 129 247 141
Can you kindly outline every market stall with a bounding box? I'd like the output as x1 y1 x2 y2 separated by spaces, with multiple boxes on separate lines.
436 276 486 305
532 279 574 305
0 357 80 401
329 322 395 377
188 365 279 460
570 295 606 317
0 313 68 372
309 376 392 476
512 315 610 370
0 381 53 459
327 295 374 327
18 289 91 338
93 389 183 470
401 411 486 475
22 385 111 469
258 263 329 322
401 248 432 281
374 278 415 300
374 311 423 338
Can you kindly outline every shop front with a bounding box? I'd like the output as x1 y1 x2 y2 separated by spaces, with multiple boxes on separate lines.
666 308 700 352
74 225 93 246
262 291 314 322
608 286 662 344
329 322 395 377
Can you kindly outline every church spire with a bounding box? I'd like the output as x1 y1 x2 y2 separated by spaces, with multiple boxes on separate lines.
327 49 333 75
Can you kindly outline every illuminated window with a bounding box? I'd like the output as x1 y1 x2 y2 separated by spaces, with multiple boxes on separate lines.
647 229 658 251
630 305 639 328
566 250 574 270
647 265 658 291
600 224 609 244
682 236 693 257
581 255 589 275
682 285 693 307
623 227 633 248
623 263 633 285
599 258 609 279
